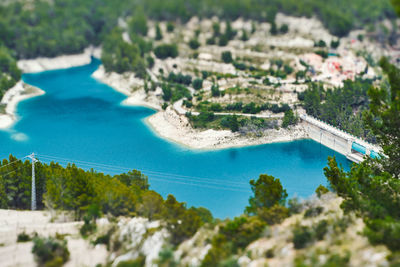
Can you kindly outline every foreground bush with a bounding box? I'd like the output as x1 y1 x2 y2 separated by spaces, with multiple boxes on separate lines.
32 236 70 267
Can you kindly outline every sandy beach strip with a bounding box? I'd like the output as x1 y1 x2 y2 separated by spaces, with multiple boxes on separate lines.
146 107 308 150
0 81 45 129
17 47 101 73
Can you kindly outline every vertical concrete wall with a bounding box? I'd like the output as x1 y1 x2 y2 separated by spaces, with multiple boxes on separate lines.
304 122 350 156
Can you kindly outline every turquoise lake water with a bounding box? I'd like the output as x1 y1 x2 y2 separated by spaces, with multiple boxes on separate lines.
0 59 351 218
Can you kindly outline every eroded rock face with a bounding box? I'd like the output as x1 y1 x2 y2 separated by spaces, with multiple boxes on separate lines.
111 217 170 267
174 227 217 266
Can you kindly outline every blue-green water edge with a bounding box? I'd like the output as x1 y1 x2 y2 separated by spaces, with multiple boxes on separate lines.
0 59 351 218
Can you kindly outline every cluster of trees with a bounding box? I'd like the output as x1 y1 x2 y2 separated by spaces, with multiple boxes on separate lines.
154 44 178 59
0 156 213 245
260 60 294 81
186 112 278 133
282 109 298 128
161 83 191 103
270 22 289 35
206 21 237 46
196 100 291 115
166 72 192 85
202 174 291 266
101 28 148 77
299 79 376 142
0 0 129 59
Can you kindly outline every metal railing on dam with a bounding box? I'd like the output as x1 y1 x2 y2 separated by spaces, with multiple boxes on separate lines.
300 114 381 163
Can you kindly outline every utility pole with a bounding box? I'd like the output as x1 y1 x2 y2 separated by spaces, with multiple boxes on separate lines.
28 153 37 211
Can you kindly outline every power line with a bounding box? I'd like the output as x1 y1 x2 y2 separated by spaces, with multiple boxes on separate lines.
149 177 250 193
0 157 27 170
0 166 23 177
38 156 251 192
37 154 249 188
36 153 314 195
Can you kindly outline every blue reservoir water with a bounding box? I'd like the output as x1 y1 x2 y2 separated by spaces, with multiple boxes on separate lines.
0 59 351 218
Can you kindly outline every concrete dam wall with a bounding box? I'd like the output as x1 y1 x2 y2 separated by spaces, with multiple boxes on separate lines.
300 114 381 163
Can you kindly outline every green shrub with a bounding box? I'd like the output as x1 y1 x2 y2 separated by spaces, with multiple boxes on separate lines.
315 40 326 47
364 219 400 251
241 30 249 41
211 84 221 97
155 24 163 40
257 205 289 225
155 247 179 266
128 9 148 36
219 257 240 267
206 37 216 45
221 51 233 63
154 44 178 59
323 253 350 267
315 50 328 58
147 56 154 69
270 21 278 35
167 72 192 85
32 237 70 267
201 71 209 79
280 24 289 34
183 100 193 108
220 216 266 252
192 78 203 90
210 103 223 112
292 225 313 249
242 102 259 114
189 39 200 49
288 198 303 215
315 220 328 240
282 109 298 128
220 115 239 132
233 61 246 70
166 22 175 32
162 84 172 101
116 256 145 267
93 227 115 250
218 35 229 46
315 185 329 197
17 232 33 242
80 215 97 237
304 206 324 218
330 40 340 49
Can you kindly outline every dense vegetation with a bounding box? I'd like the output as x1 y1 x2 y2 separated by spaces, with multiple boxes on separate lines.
101 28 147 77
0 46 21 99
0 0 394 61
299 78 376 142
323 58 400 254
0 156 212 245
